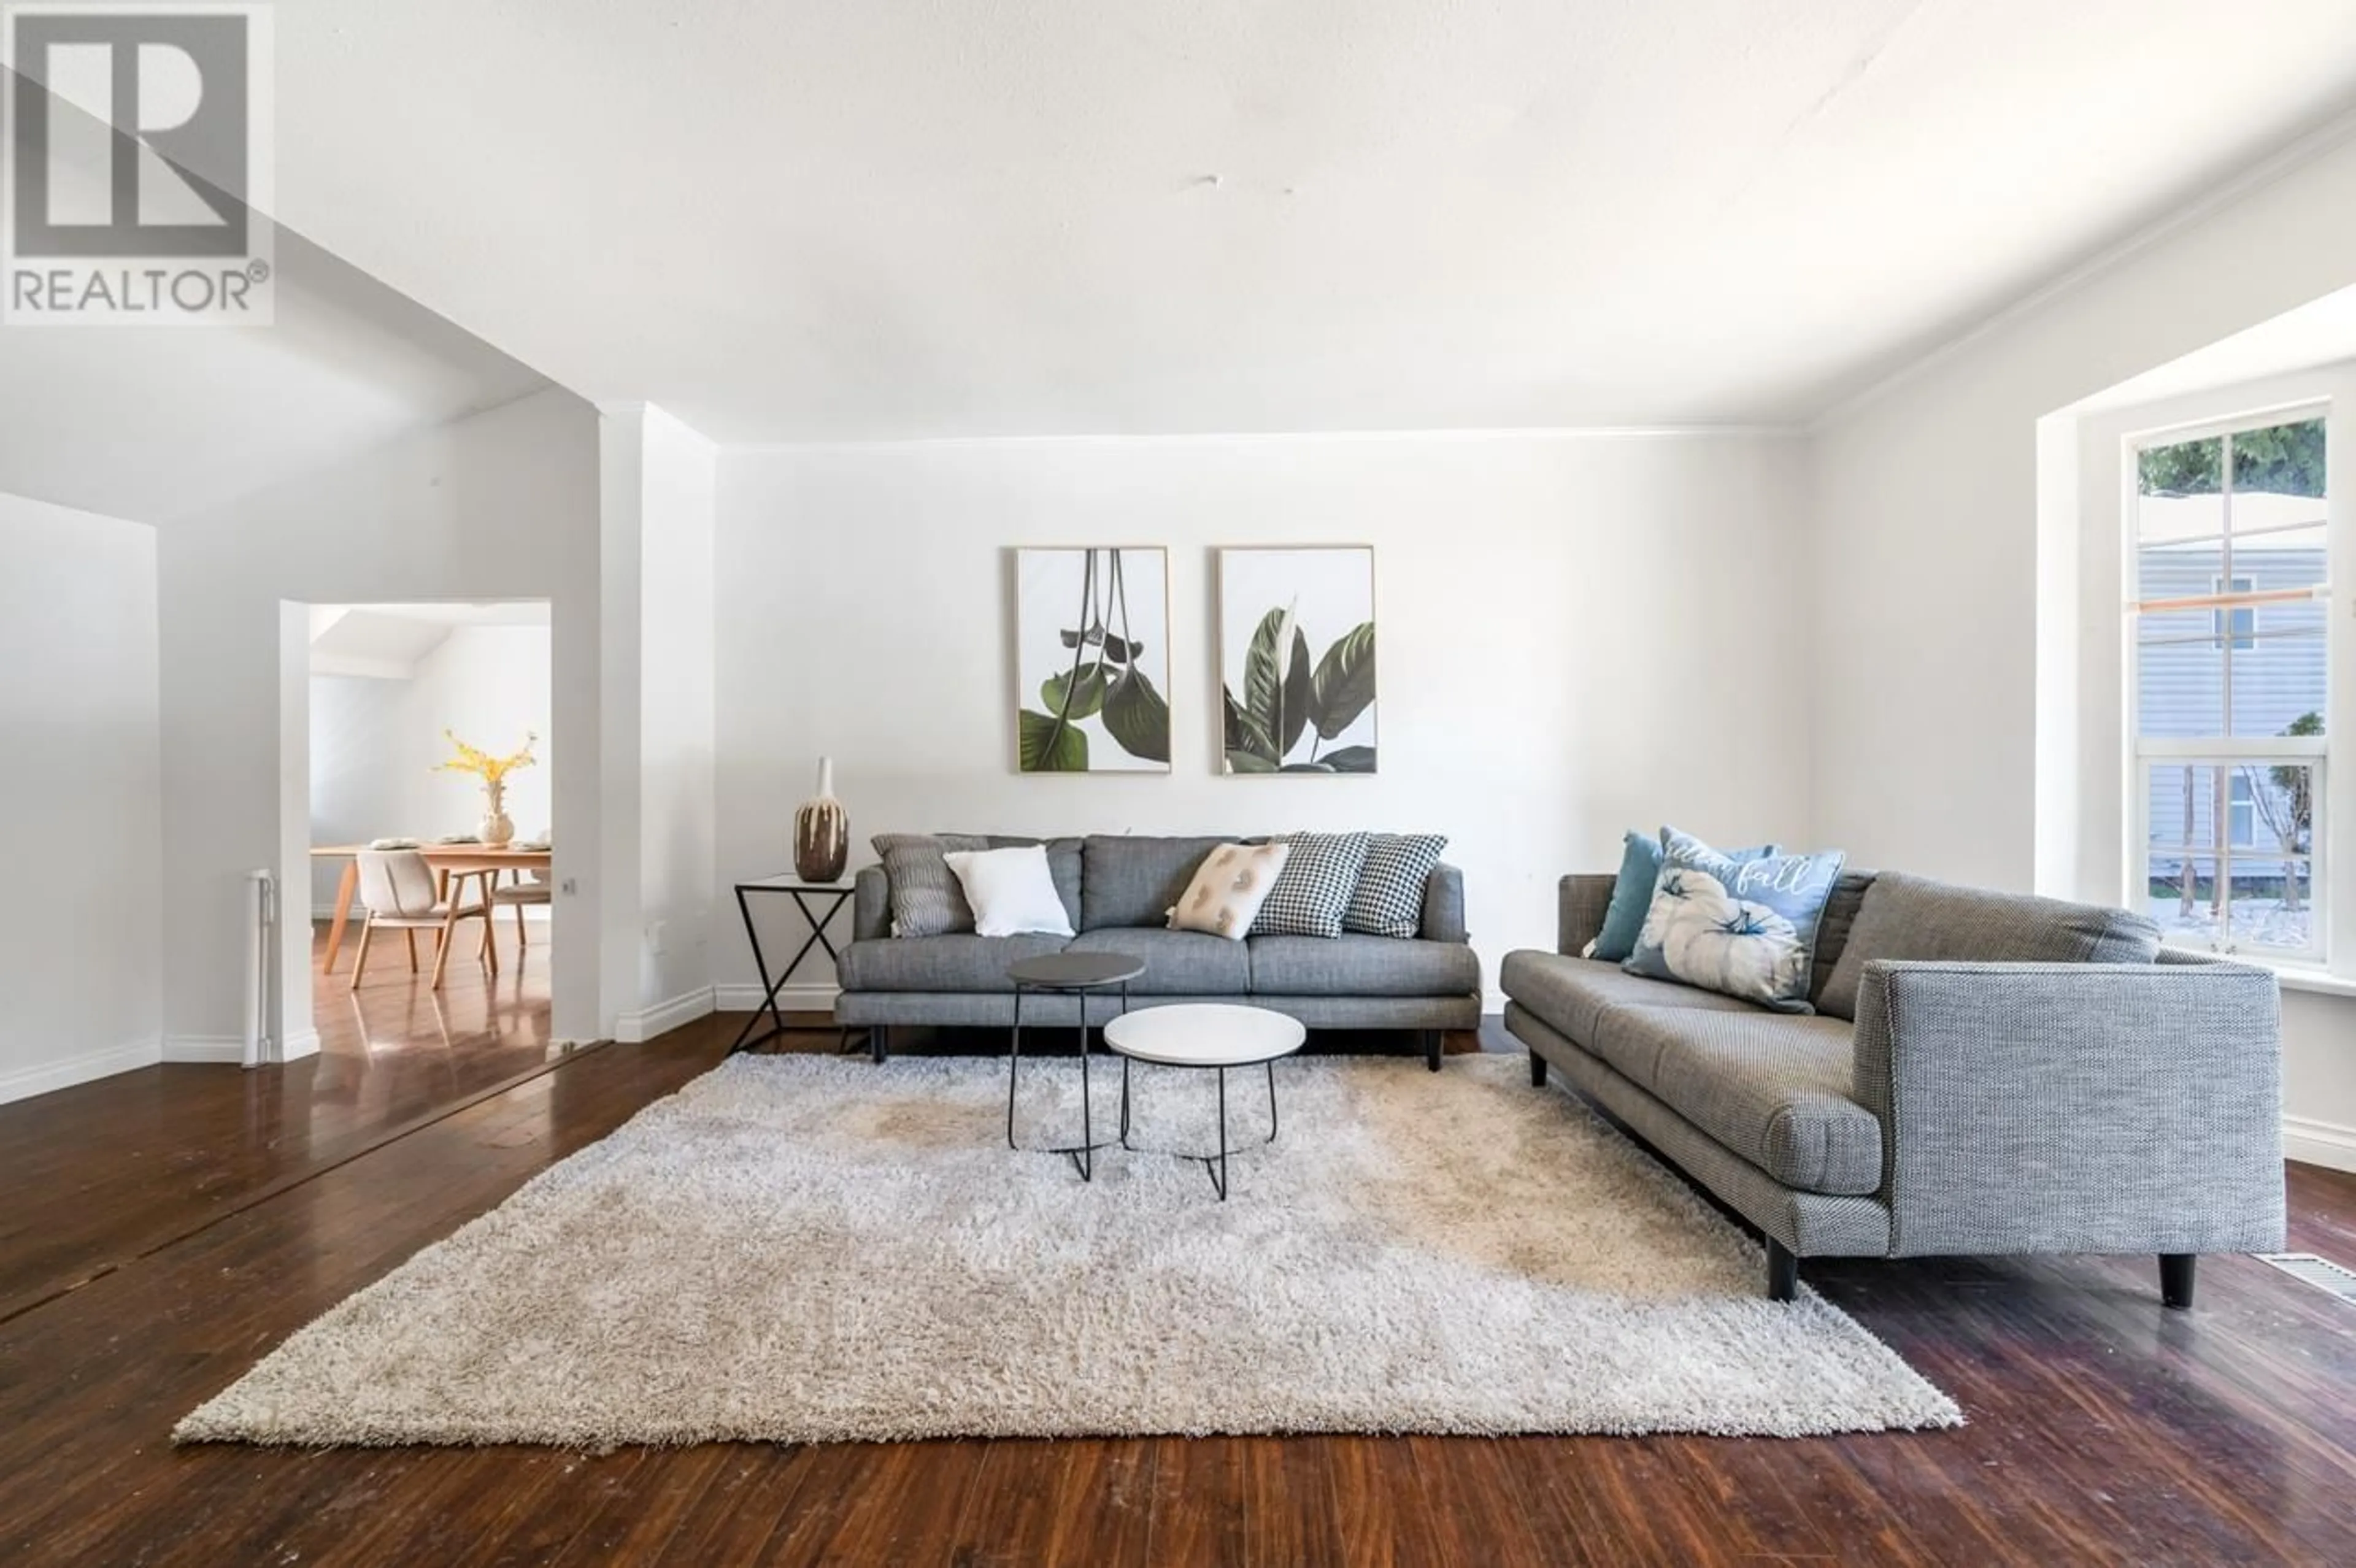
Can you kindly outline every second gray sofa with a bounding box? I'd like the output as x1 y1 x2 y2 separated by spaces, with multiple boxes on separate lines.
1502 869 2285 1306
835 834 1482 1067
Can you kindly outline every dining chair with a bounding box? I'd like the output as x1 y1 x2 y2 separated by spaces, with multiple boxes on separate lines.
350 850 495 991
490 867 552 952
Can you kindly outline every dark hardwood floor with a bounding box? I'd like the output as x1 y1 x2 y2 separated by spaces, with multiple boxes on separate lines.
4 1011 2354 1566
0 921 567 1321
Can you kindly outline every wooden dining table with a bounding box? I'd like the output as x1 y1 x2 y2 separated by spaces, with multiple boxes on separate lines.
313 844 553 974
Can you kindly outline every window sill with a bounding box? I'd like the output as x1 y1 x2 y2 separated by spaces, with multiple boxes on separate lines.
2233 957 2356 1000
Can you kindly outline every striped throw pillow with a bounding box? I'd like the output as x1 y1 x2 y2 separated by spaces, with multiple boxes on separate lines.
872 833 991 936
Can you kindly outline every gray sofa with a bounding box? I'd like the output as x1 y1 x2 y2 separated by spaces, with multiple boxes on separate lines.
1502 869 2285 1306
834 834 1482 1068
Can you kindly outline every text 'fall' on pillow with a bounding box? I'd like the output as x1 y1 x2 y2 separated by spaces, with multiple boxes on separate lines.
1623 828 1845 1011
1587 828 1779 963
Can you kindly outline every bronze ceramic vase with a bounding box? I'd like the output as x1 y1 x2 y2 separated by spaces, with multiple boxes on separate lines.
794 758 849 883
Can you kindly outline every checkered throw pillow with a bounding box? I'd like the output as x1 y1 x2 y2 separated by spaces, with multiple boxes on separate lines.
1343 834 1448 938
1250 832 1374 938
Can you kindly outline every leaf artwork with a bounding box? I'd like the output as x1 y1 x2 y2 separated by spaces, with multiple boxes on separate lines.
1019 709 1088 772
1101 666 1171 763
1018 547 1170 772
1242 607 1314 762
1309 622 1376 740
1041 666 1107 722
1219 552 1376 775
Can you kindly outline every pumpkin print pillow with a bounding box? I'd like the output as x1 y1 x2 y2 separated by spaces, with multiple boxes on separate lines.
1622 829 1846 1012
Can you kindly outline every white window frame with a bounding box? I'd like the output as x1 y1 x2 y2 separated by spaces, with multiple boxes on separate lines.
2125 403 2331 964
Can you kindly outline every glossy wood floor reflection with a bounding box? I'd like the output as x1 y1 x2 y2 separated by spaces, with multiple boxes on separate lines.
4 1017 2356 1566
0 921 566 1320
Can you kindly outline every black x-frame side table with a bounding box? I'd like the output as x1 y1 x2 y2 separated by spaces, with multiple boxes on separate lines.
731 877 859 1055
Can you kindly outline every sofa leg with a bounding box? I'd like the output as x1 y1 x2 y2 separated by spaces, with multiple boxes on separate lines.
1528 1051 1548 1088
1423 1030 1442 1072
1766 1239 1798 1303
2161 1253 2196 1310
869 1025 889 1064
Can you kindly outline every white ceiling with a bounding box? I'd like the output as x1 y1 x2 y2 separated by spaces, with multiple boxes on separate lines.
258 0 2356 442
310 601 550 679
2071 281 2356 415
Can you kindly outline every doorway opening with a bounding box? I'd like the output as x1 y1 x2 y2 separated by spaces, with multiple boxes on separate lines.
302 601 562 1112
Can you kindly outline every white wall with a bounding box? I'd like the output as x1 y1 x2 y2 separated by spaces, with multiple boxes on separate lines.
161 388 606 1050
597 405 718 1040
1809 125 2356 1161
715 432 1813 1007
0 494 163 1103
309 672 406 910
308 623 555 911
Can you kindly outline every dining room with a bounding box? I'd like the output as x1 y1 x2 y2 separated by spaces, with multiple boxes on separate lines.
306 600 559 1104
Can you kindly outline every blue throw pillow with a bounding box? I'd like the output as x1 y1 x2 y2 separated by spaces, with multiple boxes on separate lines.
1623 829 1846 1012
1588 828 1780 963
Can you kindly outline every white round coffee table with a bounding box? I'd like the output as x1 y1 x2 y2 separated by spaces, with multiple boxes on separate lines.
1103 1004 1306 1200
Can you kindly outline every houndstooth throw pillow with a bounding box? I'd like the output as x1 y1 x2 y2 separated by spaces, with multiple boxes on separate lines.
1251 832 1374 938
1344 834 1448 938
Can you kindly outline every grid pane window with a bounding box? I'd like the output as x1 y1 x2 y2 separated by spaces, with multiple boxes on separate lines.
2133 413 2328 959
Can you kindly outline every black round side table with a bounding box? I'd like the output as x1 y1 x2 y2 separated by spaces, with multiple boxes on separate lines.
1006 951 1147 1182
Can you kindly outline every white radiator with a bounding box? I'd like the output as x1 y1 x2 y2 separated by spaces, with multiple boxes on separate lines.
243 868 275 1069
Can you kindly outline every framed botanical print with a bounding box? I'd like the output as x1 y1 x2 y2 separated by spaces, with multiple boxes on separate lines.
1217 546 1376 774
1014 547 1172 772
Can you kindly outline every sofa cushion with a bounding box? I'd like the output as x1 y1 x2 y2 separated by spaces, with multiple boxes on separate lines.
1082 836 1230 929
836 933 1071 993
1598 1007 1883 1196
1815 872 2163 1021
1499 951 1762 1051
1064 928 1252 993
1249 935 1479 997
1807 870 1878 1009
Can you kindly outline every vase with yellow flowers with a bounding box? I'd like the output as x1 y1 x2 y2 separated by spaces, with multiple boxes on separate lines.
436 731 537 848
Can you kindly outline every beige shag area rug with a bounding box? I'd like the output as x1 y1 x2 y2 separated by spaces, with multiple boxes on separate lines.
178 1053 1960 1446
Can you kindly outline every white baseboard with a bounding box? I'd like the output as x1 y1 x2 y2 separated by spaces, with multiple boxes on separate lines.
2284 1115 2356 1174
713 982 841 1014
163 1036 252 1064
0 1036 162 1105
279 1029 320 1064
615 986 717 1043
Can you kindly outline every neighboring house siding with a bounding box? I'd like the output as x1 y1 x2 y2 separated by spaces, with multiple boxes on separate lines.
2141 545 2323 858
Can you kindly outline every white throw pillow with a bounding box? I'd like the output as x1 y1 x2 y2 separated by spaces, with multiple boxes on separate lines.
942 845 1075 938
1166 842 1292 940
